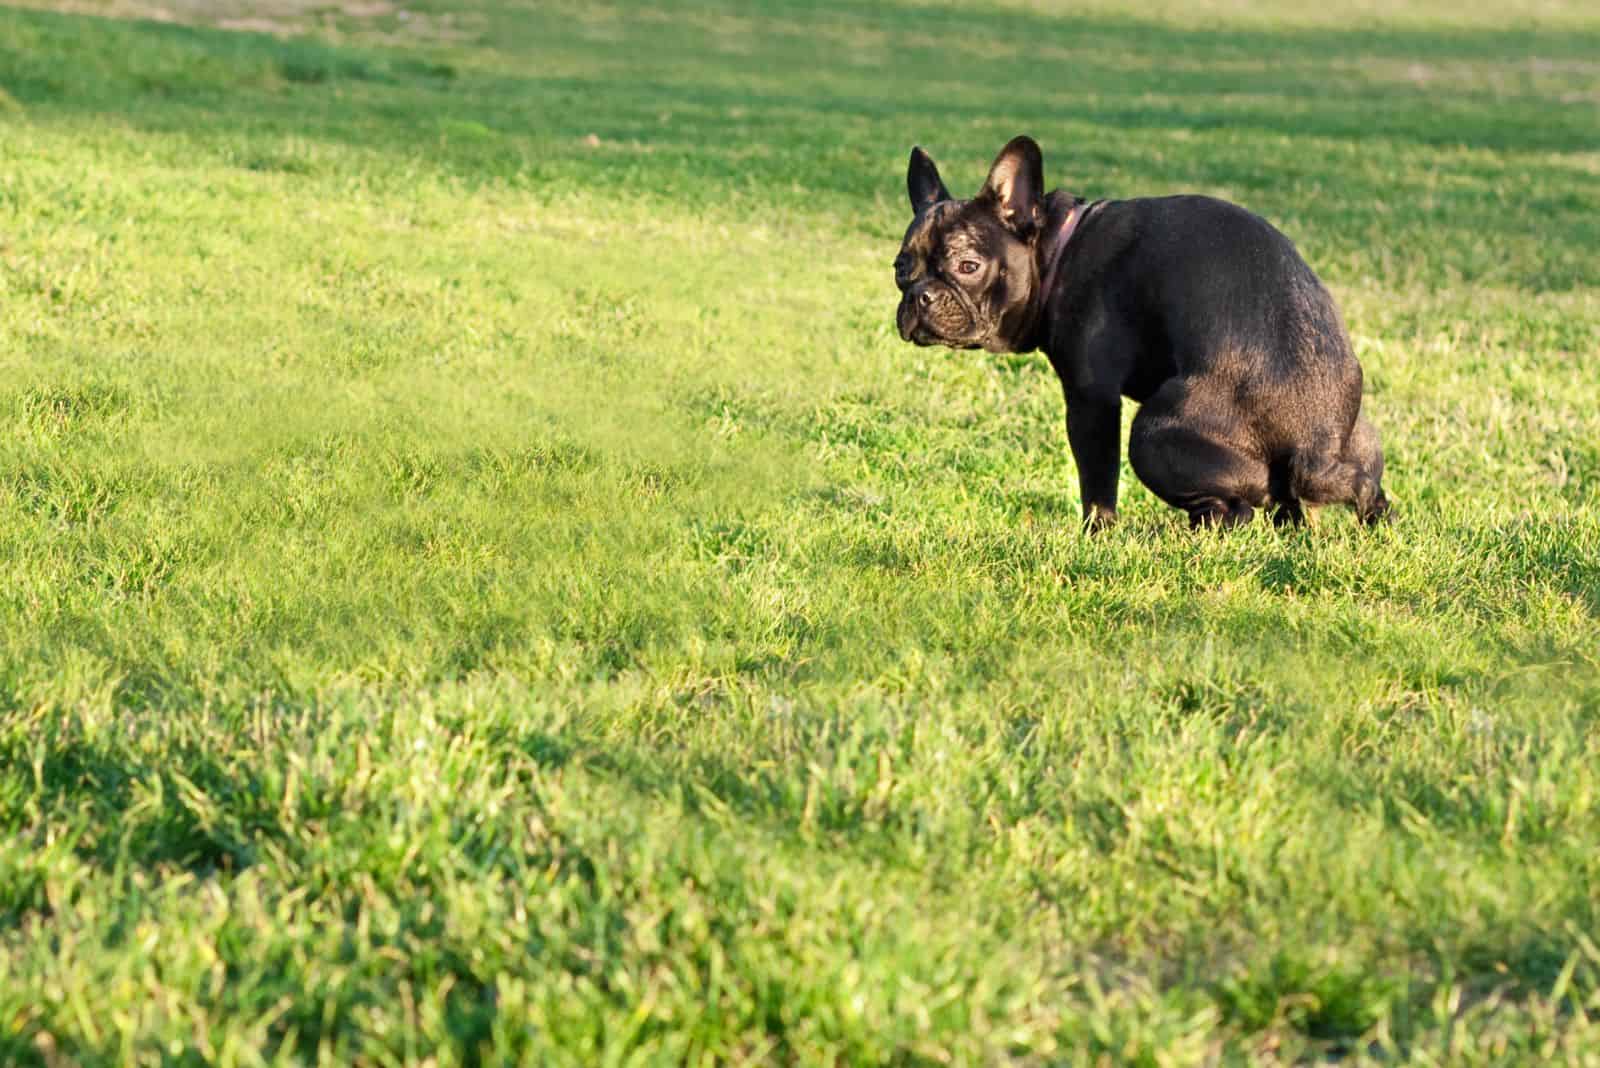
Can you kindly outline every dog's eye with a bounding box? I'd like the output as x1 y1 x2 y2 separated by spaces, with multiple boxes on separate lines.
957 260 981 275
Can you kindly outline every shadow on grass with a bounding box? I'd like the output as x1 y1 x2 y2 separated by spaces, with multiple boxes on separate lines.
0 3 1595 283
0 734 274 908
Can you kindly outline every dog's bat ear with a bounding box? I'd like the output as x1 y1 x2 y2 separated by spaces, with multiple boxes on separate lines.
907 146 951 214
979 135 1044 237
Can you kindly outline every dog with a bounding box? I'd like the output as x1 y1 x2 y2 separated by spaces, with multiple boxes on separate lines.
894 135 1389 530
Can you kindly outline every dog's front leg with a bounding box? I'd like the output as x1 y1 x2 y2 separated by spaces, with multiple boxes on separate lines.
1065 391 1121 531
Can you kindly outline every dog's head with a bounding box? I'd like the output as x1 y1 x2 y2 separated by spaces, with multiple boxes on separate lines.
894 136 1047 353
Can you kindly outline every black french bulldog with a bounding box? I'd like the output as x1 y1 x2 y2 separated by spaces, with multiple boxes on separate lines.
894 135 1389 530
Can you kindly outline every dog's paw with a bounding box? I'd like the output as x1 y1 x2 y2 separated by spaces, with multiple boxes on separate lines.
1360 494 1394 527
1083 504 1118 534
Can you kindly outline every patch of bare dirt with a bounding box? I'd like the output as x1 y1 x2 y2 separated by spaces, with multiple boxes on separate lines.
6 0 476 42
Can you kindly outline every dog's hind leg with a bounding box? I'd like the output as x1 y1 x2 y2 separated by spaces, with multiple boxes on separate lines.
1290 413 1390 525
1345 413 1391 524
1129 378 1271 529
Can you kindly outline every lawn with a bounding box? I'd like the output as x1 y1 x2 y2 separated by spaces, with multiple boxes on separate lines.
1 0 1598 1063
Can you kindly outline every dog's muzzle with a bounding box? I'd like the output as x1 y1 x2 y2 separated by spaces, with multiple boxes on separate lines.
898 283 978 346
896 291 929 343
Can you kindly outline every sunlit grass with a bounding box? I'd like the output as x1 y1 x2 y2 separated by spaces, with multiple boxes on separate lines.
1 0 1597 1063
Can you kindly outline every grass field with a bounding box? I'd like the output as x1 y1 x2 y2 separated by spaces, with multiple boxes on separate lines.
2 0 1599 1062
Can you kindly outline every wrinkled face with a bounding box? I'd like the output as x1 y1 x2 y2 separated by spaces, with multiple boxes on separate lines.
894 200 1036 353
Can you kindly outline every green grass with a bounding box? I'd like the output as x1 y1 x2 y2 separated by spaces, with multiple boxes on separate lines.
1 0 1598 1062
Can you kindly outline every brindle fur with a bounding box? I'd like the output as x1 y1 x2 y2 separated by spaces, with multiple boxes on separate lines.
894 136 1390 530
